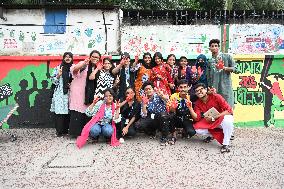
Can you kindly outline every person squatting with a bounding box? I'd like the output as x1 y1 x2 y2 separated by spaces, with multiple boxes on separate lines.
50 39 235 153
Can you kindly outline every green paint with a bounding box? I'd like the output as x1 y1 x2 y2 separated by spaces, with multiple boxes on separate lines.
31 32 36 41
2 122 9 129
0 64 52 108
220 24 230 53
0 30 4 38
29 91 38 107
88 40 96 48
19 31 25 42
268 56 284 76
10 30 15 38
201 34 206 42
235 119 284 128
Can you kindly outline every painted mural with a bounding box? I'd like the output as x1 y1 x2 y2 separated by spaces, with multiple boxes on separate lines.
233 55 284 127
0 59 57 128
1 21 284 128
1 54 283 128
0 26 107 55
0 9 120 55
121 25 221 58
229 24 284 54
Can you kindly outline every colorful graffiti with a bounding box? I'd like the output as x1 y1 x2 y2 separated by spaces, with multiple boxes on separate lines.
233 55 284 127
0 54 283 128
229 24 284 54
121 25 220 58
0 26 107 55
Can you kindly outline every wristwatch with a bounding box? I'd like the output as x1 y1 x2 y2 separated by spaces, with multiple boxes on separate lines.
211 117 215 122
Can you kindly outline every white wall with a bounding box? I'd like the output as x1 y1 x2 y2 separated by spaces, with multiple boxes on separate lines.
121 25 221 58
229 24 284 54
0 8 120 55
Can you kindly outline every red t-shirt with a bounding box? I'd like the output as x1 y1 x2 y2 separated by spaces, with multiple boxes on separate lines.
194 94 233 130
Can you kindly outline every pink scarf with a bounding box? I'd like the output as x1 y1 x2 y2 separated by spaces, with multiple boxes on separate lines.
76 103 120 149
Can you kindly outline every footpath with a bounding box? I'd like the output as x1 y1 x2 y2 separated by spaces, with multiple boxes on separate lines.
0 128 283 189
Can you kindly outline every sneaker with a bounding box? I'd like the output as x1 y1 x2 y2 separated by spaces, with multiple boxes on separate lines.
160 137 168 146
149 134 156 139
168 137 177 145
220 145 230 153
119 138 125 143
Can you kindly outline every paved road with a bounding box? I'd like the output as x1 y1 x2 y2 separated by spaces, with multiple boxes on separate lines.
0 128 283 189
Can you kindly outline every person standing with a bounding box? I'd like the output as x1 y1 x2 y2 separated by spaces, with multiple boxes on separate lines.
68 50 101 138
150 52 174 96
50 52 73 137
207 39 236 108
132 52 153 102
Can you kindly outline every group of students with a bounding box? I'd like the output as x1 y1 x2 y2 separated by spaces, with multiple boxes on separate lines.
50 39 236 153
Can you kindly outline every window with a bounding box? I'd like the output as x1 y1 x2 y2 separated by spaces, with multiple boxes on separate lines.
44 9 67 34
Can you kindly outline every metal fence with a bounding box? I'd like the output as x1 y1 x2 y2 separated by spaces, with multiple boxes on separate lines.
123 10 284 25
1 1 284 25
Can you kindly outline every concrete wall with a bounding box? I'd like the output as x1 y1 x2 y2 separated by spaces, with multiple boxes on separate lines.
121 25 221 58
0 8 120 55
121 24 284 58
229 24 284 54
0 8 283 128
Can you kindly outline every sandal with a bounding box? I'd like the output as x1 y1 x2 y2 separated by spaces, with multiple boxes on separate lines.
203 136 213 143
160 137 168 146
168 137 177 145
220 145 230 153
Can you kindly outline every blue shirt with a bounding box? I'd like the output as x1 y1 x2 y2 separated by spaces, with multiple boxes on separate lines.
141 93 167 117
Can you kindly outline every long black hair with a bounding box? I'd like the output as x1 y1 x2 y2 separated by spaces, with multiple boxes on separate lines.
152 52 163 67
61 52 73 94
142 52 153 69
85 50 101 104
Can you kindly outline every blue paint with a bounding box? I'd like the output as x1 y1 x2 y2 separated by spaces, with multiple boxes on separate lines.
84 28 93 37
44 9 67 34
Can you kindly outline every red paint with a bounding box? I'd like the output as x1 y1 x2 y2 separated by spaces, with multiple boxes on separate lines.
0 55 112 80
270 82 284 101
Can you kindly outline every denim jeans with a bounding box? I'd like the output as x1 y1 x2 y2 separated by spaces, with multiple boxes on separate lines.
90 123 113 138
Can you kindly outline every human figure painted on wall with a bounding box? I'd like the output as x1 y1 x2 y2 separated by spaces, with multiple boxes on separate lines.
207 39 236 108
8 72 37 126
260 74 284 127
33 80 54 126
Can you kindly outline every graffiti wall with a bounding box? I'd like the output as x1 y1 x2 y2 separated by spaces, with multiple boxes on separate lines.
233 55 284 127
1 13 284 128
0 9 120 55
229 24 284 54
0 56 89 128
121 25 220 58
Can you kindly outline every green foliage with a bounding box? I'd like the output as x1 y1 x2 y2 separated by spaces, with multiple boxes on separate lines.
4 0 284 10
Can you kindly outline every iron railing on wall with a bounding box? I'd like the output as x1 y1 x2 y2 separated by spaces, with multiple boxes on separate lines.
123 10 284 25
1 1 284 25
0 0 119 9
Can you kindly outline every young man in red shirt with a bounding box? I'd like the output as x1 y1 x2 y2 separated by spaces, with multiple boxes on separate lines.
188 83 234 153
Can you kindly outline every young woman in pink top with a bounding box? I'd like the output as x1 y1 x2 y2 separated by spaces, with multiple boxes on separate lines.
68 50 102 138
